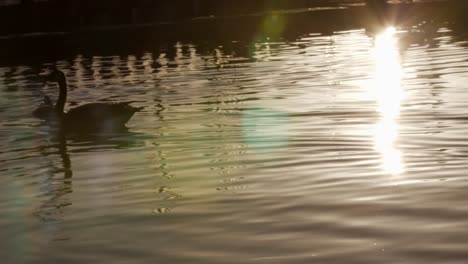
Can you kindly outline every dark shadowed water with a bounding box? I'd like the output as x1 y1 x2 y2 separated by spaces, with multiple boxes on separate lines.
2 1 468 263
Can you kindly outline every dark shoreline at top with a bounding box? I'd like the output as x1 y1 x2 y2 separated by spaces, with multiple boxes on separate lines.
1 0 468 66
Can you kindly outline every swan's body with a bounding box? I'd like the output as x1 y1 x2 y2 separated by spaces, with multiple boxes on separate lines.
33 70 141 133
63 102 139 131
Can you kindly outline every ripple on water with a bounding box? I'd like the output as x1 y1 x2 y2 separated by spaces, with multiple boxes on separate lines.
2 4 468 263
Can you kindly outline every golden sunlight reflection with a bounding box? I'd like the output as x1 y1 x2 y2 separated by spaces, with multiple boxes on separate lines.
371 27 405 175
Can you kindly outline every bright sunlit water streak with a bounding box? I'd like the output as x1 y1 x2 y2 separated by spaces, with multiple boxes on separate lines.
372 27 405 175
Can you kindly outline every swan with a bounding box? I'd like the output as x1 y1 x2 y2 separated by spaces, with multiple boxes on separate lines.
33 70 142 132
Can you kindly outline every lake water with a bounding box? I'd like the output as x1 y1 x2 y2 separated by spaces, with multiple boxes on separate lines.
2 1 468 263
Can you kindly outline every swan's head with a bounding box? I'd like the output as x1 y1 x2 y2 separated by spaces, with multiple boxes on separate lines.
44 70 66 84
43 95 53 106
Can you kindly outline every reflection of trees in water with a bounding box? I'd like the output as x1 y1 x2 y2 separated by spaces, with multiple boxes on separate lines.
5 0 468 66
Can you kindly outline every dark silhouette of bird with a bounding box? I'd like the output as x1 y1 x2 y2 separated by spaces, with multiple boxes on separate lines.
33 70 142 133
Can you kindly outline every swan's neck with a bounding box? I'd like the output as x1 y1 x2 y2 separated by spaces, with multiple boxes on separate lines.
55 77 67 114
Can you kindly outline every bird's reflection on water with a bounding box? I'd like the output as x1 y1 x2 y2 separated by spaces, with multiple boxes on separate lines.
33 131 72 241
32 127 152 242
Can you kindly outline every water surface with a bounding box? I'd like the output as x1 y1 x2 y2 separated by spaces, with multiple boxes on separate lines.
2 2 468 263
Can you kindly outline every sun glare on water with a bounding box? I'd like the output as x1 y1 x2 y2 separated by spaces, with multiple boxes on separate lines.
372 27 405 175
